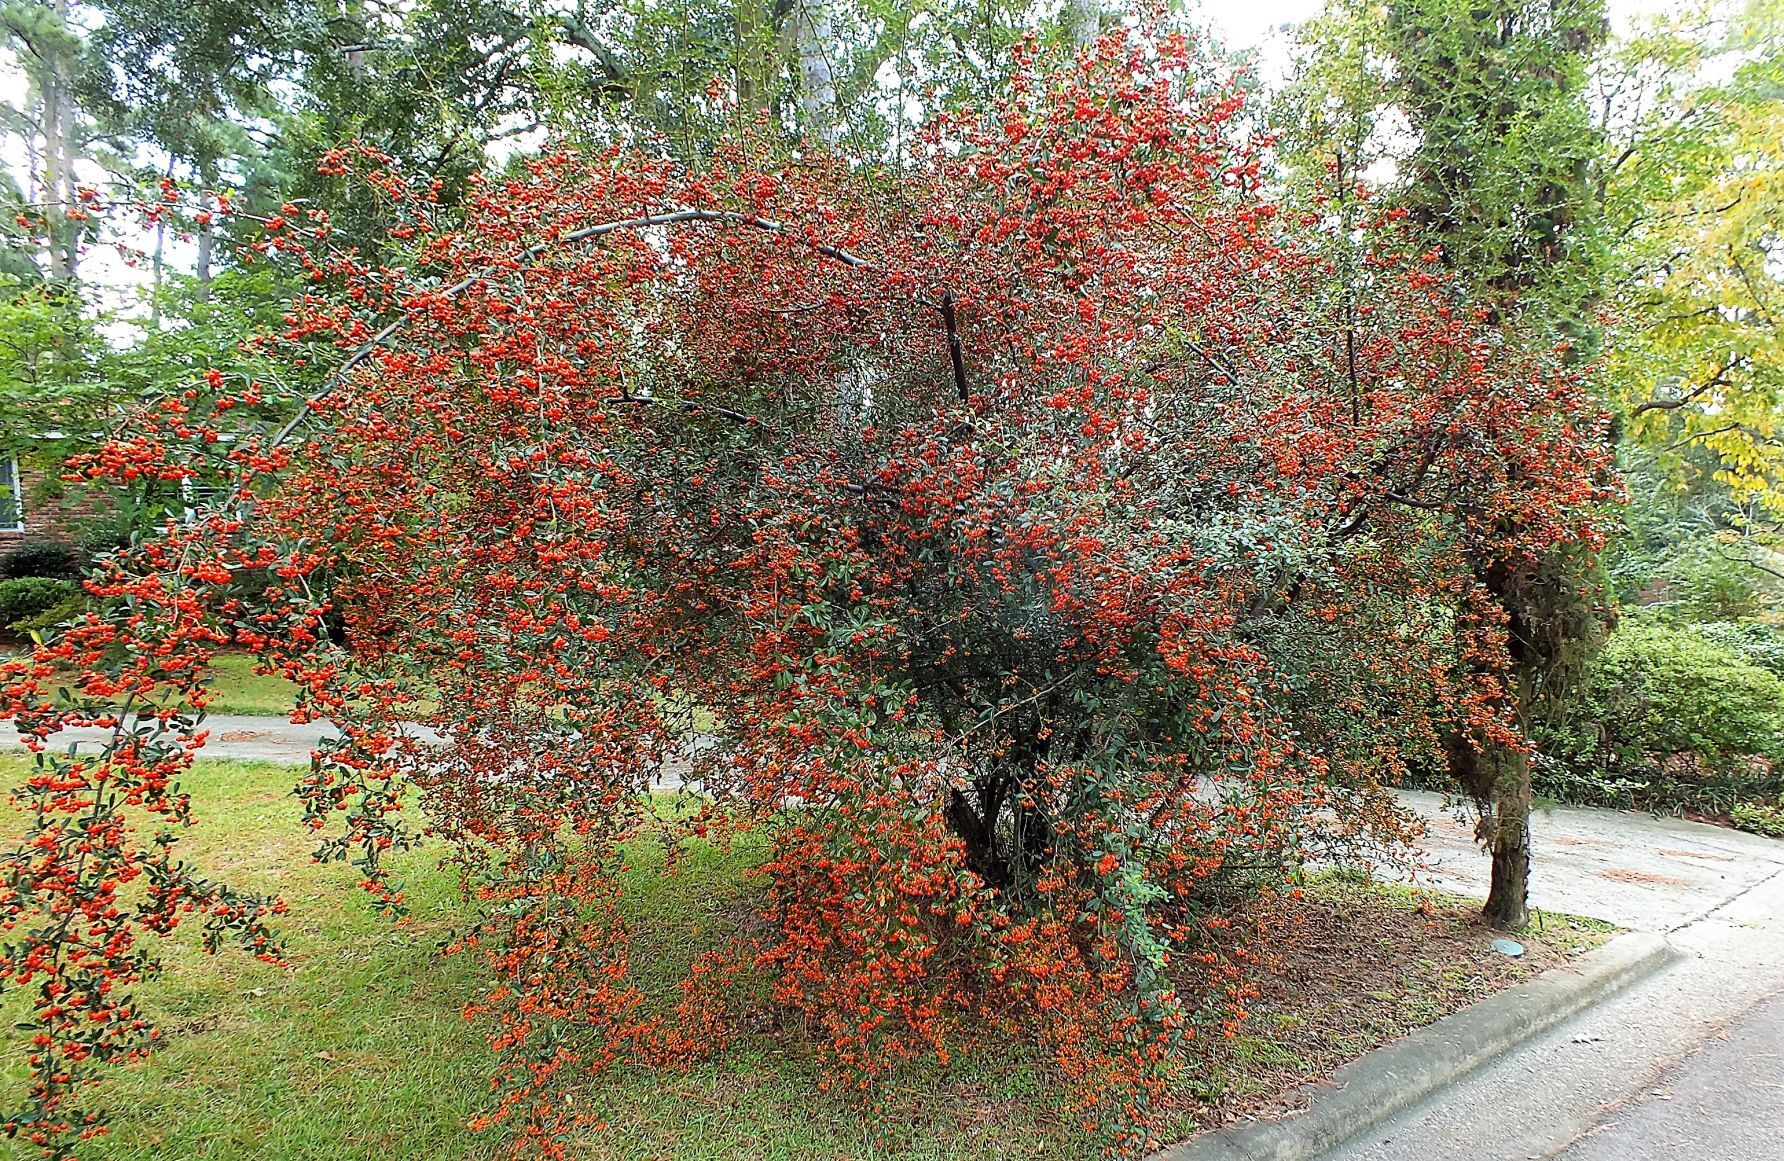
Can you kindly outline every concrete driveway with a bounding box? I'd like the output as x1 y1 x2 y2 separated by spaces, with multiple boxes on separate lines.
1400 788 1784 932
1 713 439 764
8 719 1779 933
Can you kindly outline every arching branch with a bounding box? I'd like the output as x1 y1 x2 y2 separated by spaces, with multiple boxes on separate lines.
265 208 876 455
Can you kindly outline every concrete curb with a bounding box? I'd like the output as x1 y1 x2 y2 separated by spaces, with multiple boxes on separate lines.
1150 930 1680 1161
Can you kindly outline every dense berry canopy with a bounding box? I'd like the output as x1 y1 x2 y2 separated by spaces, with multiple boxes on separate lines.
0 32 1611 1159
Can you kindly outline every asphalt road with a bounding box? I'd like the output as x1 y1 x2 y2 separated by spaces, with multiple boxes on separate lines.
1553 991 1784 1161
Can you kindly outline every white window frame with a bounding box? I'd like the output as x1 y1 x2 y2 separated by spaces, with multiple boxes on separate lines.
0 455 22 532
178 475 238 526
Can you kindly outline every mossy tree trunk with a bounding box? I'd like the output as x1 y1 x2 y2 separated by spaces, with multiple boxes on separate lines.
1445 728 1532 931
1478 741 1533 930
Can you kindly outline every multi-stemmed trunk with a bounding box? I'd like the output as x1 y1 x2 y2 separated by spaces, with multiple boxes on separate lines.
942 722 1058 895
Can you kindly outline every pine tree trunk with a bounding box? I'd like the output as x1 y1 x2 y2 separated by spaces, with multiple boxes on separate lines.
195 182 215 303
151 157 173 330
150 218 165 329
40 0 76 282
734 0 761 114
1065 0 1103 49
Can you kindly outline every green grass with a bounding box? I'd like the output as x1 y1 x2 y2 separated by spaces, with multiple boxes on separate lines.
0 648 300 719
3 649 726 731
0 760 1087 1160
0 760 496 1160
200 653 302 716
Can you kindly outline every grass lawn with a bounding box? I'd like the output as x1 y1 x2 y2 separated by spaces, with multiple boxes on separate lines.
0 650 723 730
0 648 299 718
199 653 303 716
0 759 1614 1160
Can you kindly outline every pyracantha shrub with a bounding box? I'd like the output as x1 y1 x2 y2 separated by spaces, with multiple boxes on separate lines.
0 29 1612 1158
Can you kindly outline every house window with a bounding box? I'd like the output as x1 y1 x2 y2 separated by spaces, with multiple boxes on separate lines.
0 456 22 532
179 476 234 525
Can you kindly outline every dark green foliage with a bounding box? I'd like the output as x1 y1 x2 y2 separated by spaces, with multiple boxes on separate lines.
0 540 80 580
1696 621 1784 678
73 519 134 559
1536 619 1784 811
1601 454 1742 605
0 576 79 629
1386 0 1609 346
79 0 289 169
9 592 86 634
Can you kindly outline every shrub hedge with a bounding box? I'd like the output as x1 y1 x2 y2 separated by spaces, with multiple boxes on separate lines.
0 577 79 631
1535 618 1784 815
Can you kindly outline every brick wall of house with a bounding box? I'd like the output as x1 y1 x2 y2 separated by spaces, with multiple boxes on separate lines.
0 462 109 553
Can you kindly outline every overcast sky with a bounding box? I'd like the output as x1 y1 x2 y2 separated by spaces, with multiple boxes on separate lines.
1200 0 1325 50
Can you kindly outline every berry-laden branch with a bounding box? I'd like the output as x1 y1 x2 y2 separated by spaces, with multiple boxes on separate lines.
266 207 876 455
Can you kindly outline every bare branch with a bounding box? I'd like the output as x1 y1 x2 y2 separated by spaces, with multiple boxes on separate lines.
1631 357 1742 416
939 291 969 403
1662 423 1739 452
605 393 757 427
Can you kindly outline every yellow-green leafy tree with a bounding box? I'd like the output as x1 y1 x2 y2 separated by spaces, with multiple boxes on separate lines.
1607 0 1784 529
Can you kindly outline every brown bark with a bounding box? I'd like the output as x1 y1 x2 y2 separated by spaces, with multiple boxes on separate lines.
946 780 1010 888
1446 731 1533 931
734 0 768 116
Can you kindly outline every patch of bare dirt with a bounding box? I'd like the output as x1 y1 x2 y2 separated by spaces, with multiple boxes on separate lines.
1163 879 1612 1130
1657 848 1735 863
